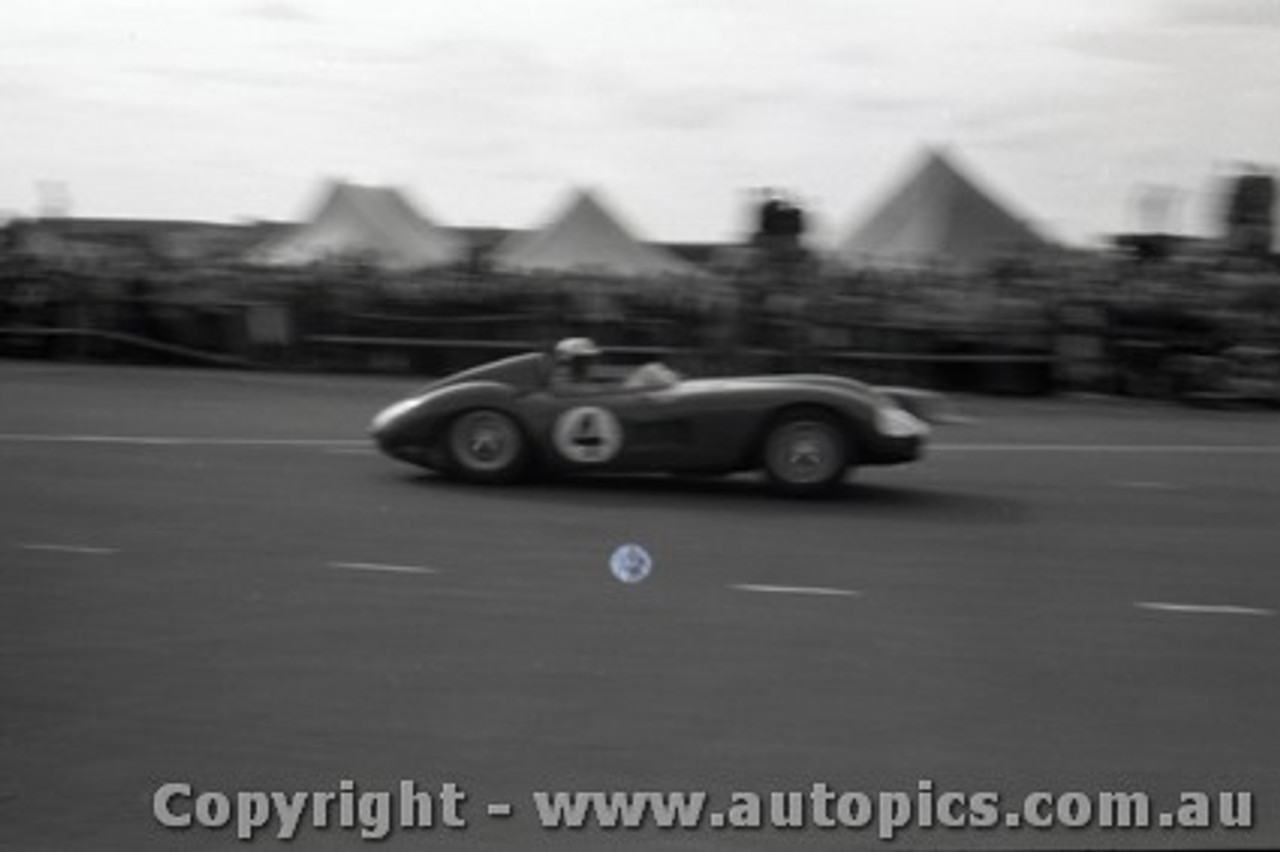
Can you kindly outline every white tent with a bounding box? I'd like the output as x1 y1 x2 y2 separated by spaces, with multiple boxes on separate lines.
491 188 703 278
247 180 465 271
836 148 1051 269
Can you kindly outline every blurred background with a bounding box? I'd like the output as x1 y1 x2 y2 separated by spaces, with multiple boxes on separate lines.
2 0 1277 403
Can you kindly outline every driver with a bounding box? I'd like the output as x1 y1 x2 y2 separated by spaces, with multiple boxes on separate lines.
551 337 604 390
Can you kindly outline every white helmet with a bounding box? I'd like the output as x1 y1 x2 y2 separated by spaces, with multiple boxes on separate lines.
554 337 601 362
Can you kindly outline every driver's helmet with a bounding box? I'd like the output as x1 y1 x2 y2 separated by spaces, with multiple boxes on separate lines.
554 337 600 361
553 337 601 382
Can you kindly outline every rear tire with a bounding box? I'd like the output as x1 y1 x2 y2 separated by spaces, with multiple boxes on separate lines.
445 409 527 483
761 411 849 496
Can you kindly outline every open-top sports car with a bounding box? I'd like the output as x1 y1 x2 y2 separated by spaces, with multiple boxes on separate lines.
370 339 946 495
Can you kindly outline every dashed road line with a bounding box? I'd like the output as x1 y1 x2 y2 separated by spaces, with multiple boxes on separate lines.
5 434 1274 460
19 543 118 555
329 561 437 575
1136 601 1274 617
1113 480 1185 490
5 433 1278 456
935 443 1280 454
731 584 860 597
0 433 363 448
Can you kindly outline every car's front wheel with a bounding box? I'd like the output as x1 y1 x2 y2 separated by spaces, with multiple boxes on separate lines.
445 409 527 483
761 411 849 496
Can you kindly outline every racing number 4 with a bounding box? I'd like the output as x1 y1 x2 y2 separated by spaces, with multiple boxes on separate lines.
572 412 605 450
554 406 622 464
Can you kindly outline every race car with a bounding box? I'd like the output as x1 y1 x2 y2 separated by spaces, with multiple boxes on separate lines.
370 338 944 495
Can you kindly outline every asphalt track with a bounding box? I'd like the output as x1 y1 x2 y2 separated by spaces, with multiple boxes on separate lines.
1 361 1278 851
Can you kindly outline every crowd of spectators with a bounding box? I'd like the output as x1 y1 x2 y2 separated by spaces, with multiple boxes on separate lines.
1 240 1277 399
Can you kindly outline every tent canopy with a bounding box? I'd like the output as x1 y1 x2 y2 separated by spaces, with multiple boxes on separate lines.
837 147 1051 269
247 180 464 271
491 188 703 278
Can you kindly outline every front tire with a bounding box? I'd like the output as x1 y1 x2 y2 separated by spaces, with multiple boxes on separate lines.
445 409 527 483
761 411 849 496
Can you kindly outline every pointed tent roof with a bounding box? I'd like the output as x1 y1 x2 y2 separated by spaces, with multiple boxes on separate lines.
247 180 465 271
491 189 702 278
837 148 1051 268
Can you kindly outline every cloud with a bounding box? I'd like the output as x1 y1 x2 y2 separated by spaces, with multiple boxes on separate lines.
238 0 314 24
1158 0 1280 29
821 43 886 71
604 80 787 133
127 63 309 92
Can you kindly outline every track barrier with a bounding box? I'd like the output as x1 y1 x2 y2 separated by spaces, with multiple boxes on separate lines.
2 281 1276 401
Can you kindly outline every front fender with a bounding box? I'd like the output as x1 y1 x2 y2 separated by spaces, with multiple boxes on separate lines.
874 386 965 425
370 381 533 466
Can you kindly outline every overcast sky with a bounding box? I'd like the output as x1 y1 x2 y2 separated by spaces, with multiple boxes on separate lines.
2 0 1277 246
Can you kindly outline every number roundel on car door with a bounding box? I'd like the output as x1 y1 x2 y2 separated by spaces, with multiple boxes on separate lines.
552 406 623 463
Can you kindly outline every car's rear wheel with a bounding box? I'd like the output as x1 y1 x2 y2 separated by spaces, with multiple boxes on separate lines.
445 409 527 483
761 411 849 496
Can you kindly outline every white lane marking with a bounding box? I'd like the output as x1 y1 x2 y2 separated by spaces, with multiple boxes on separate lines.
4 434 1277 455
1113 480 1184 490
0 433 364 447
20 543 118 555
1136 601 1274 617
935 443 1280 454
329 561 436 575
731 584 860 597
